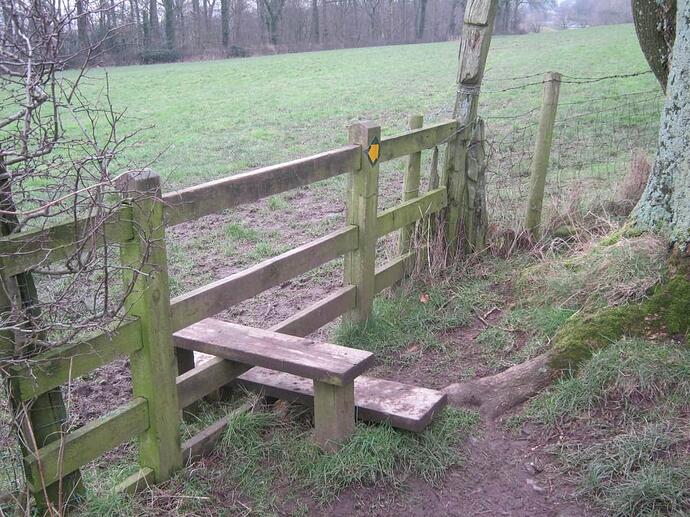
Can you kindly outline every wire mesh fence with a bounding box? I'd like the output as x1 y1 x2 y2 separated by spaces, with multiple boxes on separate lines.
482 74 663 232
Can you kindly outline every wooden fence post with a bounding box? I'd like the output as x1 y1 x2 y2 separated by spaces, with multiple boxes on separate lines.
524 72 562 240
344 121 380 324
398 114 424 255
120 170 181 482
444 0 498 256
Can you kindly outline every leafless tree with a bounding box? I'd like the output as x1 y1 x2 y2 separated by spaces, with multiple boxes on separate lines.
0 0 152 512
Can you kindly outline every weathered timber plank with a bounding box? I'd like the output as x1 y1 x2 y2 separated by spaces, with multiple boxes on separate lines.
11 319 143 401
379 121 457 163
181 404 250 463
163 146 360 226
172 287 356 409
114 467 155 494
269 285 356 337
0 207 134 277
374 251 416 293
174 319 374 386
170 226 358 332
26 398 149 487
176 357 251 409
236 369 447 432
376 188 447 238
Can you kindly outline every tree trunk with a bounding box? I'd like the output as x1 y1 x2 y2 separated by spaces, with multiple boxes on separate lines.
633 0 690 253
415 0 427 39
191 0 201 47
149 0 160 45
164 0 175 48
76 0 89 48
233 0 244 44
311 0 320 44
221 0 230 48
632 0 676 92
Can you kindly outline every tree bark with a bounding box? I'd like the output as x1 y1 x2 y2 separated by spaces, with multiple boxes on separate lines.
416 0 427 39
76 0 89 48
633 0 690 253
221 0 230 47
149 0 160 45
632 0 676 92
164 0 176 48
310 0 320 44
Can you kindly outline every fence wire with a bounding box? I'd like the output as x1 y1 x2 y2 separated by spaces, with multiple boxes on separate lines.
483 82 663 231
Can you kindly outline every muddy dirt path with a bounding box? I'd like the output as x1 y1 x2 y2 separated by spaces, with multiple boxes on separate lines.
327 411 592 517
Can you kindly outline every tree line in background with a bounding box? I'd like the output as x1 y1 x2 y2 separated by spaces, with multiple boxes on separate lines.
0 0 632 66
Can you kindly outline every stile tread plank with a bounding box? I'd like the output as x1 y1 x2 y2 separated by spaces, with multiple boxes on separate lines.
237 368 446 432
174 319 374 386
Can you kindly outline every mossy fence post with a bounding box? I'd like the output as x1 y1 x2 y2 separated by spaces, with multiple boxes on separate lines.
344 121 381 324
399 114 424 255
119 170 182 482
524 71 562 240
444 0 498 256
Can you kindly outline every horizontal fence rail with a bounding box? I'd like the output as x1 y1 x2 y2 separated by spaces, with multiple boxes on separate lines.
377 187 447 238
170 225 358 331
163 146 360 226
26 398 149 488
0 208 134 277
379 120 457 162
11 319 143 401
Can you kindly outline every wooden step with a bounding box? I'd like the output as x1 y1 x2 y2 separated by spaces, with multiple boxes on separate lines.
236 367 447 432
174 319 374 386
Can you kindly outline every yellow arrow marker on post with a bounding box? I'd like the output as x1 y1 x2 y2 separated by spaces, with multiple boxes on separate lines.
366 136 380 165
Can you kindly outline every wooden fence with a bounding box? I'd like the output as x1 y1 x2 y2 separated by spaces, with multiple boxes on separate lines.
1 116 460 500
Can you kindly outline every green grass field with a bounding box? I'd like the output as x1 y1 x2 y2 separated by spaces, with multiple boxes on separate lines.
81 24 657 191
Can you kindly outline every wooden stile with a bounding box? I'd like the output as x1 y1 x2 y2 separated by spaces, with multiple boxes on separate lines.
344 121 381 324
119 170 182 482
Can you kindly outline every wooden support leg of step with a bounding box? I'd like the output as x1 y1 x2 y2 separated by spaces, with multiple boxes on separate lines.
313 380 355 452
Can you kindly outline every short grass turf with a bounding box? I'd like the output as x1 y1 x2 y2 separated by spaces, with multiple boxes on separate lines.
74 24 656 191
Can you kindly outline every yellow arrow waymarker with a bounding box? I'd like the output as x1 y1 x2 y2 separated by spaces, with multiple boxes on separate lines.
366 136 380 165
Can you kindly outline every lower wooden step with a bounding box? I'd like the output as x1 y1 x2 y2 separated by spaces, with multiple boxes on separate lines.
236 367 447 432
